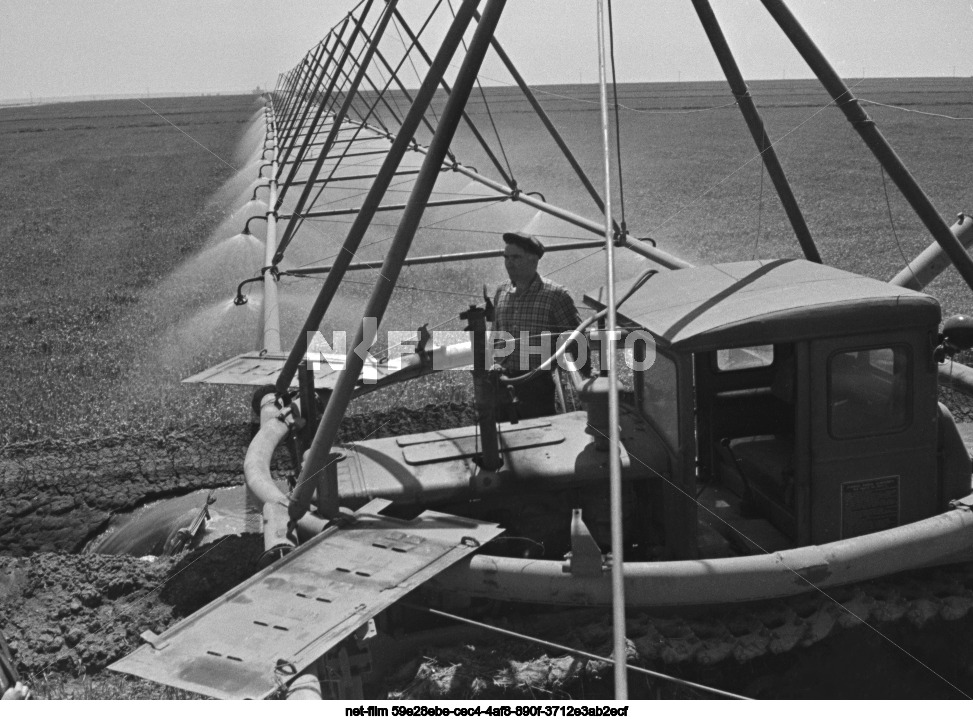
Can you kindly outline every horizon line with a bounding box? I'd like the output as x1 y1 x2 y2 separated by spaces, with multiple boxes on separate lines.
3 74 971 107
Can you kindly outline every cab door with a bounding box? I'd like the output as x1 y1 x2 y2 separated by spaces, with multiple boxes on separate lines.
807 331 938 543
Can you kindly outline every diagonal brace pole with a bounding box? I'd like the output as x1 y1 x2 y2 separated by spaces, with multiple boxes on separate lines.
288 0 508 522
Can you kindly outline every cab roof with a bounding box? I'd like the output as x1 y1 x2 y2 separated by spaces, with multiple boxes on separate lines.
589 259 940 351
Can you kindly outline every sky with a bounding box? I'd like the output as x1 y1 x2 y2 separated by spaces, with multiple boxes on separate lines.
3 0 973 101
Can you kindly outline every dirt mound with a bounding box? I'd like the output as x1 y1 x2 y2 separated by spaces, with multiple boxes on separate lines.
0 402 477 556
3 400 973 700
0 425 250 555
0 537 264 683
0 403 479 693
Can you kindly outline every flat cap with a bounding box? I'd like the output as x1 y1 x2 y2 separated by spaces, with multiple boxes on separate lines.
502 231 545 258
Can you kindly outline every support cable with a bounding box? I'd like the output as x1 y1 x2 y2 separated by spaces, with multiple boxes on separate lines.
273 0 486 397
761 0 973 291
287 3 454 222
277 0 397 246
448 0 516 186
276 13 363 204
275 41 438 262
751 162 765 260
882 166 918 286
393 8 443 126
405 604 751 701
394 6 516 187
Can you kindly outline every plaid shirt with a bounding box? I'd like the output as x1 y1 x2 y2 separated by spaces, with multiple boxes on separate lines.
492 274 582 372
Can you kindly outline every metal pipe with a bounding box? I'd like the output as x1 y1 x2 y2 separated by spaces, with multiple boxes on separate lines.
891 213 973 289
277 130 384 150
393 6 515 188
447 158 692 269
273 65 303 142
285 672 323 700
761 0 973 293
595 0 627 699
281 39 334 140
285 168 421 187
278 59 317 149
262 121 283 353
289 0 506 523
272 0 484 397
286 239 606 276
277 10 373 206
691 0 820 264
278 0 398 232
277 193 509 221
246 395 327 558
278 40 334 173
278 54 313 131
477 13 617 235
282 42 329 136
463 305 501 470
275 126 386 148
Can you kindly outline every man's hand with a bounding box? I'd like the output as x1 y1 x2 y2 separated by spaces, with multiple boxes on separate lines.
2 681 31 700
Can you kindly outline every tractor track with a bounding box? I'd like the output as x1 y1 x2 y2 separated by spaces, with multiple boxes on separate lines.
3 400 973 698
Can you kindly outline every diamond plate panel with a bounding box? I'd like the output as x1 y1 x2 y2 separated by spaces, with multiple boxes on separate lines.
110 504 501 699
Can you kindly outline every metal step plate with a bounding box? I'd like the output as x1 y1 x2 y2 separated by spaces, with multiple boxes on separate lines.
109 503 502 699
181 352 398 389
401 425 565 465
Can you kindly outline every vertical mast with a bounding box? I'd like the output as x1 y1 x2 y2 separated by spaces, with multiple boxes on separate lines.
595 0 628 701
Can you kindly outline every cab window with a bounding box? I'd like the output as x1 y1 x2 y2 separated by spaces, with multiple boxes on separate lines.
715 345 774 372
828 346 910 438
640 351 679 450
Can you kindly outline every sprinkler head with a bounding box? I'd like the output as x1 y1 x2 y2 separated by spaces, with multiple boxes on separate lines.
242 214 270 235
235 275 265 306
251 182 270 201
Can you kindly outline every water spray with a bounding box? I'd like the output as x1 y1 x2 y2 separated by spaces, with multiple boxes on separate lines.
234 276 264 306
251 182 271 201
243 212 274 236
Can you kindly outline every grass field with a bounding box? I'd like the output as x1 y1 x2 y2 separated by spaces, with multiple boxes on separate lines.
4 79 973 699
4 79 973 444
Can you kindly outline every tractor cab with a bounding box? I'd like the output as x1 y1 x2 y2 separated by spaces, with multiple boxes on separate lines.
600 258 971 559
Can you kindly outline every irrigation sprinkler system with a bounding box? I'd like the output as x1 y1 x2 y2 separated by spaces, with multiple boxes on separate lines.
107 0 973 702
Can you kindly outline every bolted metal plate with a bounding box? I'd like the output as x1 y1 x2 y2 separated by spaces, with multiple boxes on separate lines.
181 352 399 389
401 424 564 465
109 503 501 699
395 419 551 447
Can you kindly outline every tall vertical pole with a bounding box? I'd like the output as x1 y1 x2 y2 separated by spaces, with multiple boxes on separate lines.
277 41 332 170
478 15 617 234
393 8 517 189
761 0 973 292
692 0 820 264
282 35 339 151
277 11 368 205
277 0 399 241
288 0 506 522
277 59 312 146
279 56 318 146
273 0 484 397
596 0 627 701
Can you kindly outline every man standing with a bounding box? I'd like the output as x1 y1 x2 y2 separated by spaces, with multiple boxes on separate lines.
492 231 584 419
